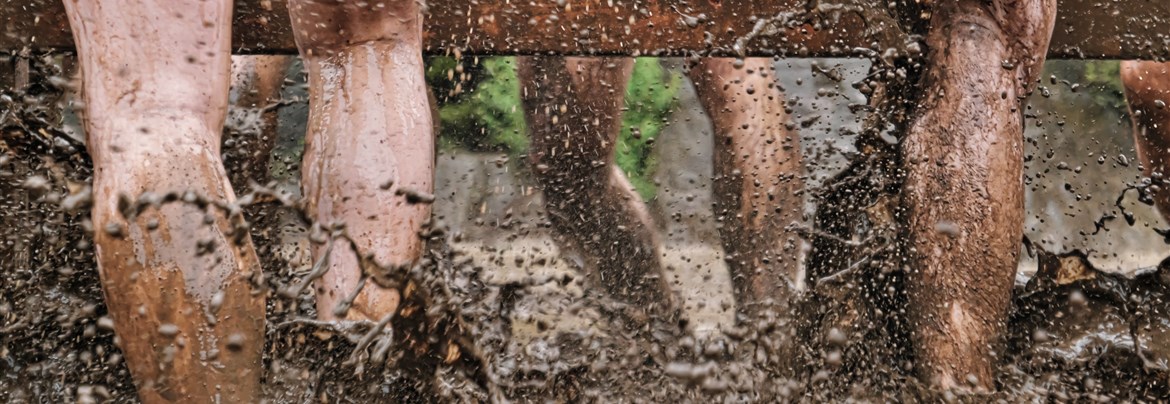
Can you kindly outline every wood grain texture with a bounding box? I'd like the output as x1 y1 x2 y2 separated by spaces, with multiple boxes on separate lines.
2 0 1167 59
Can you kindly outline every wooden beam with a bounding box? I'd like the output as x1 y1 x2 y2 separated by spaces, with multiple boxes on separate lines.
2 0 1168 60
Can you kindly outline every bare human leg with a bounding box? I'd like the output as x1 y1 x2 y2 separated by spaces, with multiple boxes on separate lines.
517 56 676 320
287 0 432 322
689 58 804 319
1121 61 1170 222
225 55 291 189
901 0 1056 390
63 0 264 401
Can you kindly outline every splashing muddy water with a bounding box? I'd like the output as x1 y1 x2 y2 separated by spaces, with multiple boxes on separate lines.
2 53 1170 401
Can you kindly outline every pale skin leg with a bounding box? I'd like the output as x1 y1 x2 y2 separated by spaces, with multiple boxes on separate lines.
1121 61 1170 222
288 0 432 321
517 56 677 319
63 1 264 402
688 58 804 319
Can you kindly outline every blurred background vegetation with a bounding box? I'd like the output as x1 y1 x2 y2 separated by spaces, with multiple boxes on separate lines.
426 57 680 200
1079 60 1124 109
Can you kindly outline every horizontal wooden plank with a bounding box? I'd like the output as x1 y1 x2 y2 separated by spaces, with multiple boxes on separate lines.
1 0 1168 59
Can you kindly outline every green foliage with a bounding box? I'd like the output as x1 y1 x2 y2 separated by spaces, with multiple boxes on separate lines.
1083 60 1121 87
429 57 679 200
1080 60 1125 109
425 55 458 84
431 57 529 154
617 59 681 200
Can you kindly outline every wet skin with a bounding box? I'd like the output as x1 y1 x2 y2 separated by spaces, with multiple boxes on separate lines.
64 0 434 399
229 53 803 327
690 58 805 319
46 0 1084 397
1121 61 1170 222
901 0 1056 390
517 56 675 319
288 0 432 322
518 57 804 321
63 0 264 402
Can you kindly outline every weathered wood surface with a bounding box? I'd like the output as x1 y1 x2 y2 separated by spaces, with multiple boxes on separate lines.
1 0 1168 59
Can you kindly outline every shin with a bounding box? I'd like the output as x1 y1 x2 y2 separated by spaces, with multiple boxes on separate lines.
689 57 804 318
901 0 1056 390
288 0 432 321
64 0 264 401
518 56 675 319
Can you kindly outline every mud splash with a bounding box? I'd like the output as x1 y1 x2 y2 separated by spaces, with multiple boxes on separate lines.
3 56 1170 402
0 120 1166 404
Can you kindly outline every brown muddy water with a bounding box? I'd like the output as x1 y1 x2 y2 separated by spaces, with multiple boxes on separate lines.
1 56 1169 402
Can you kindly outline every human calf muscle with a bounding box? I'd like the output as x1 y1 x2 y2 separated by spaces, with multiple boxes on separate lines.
289 0 433 321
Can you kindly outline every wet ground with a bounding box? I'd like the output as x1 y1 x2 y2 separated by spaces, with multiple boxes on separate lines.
2 57 1170 402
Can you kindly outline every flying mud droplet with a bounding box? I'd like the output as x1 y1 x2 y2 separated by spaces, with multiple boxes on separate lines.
664 361 716 384
396 187 436 204
934 220 960 237
825 350 843 367
60 186 93 212
21 175 50 192
209 291 225 315
158 324 180 338
826 327 847 347
226 333 246 352
96 316 115 331
1032 328 1051 343
103 222 125 238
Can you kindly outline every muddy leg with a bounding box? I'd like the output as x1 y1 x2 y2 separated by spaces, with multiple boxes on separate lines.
517 56 675 319
689 58 804 319
225 55 291 189
63 1 264 402
901 0 1056 390
1121 61 1170 222
288 0 432 321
